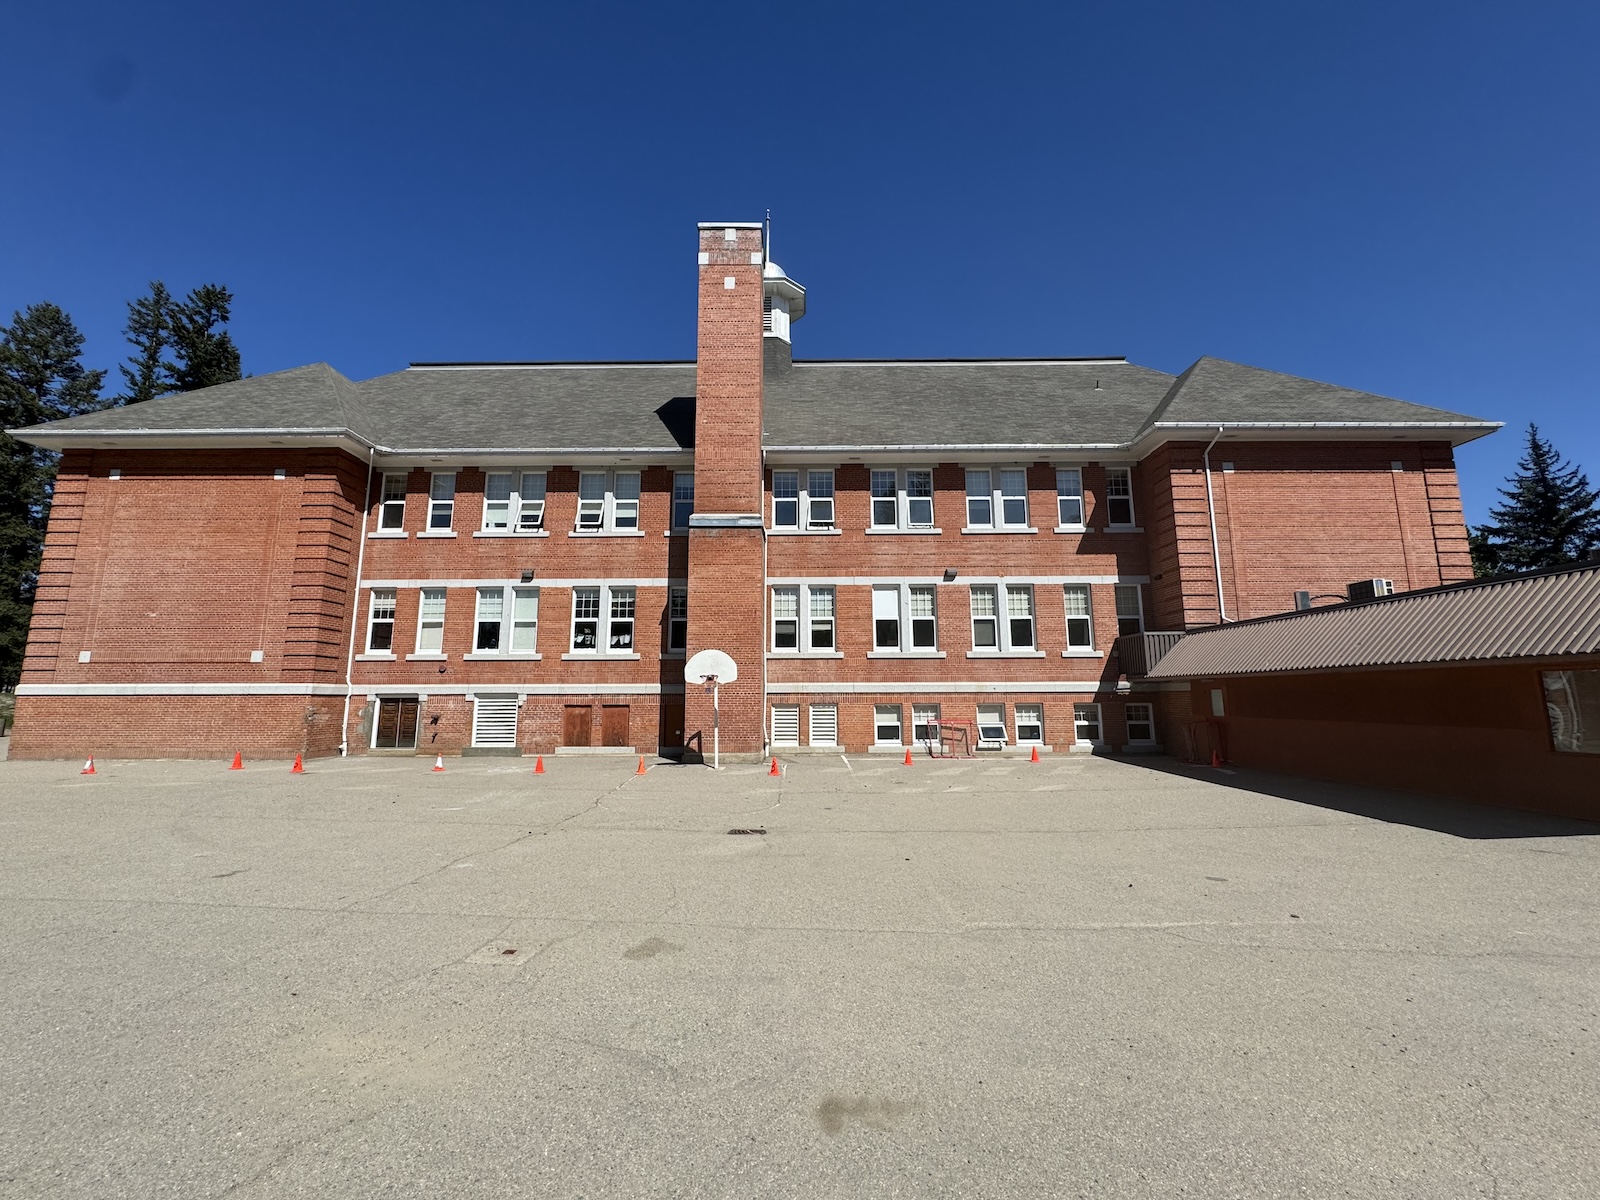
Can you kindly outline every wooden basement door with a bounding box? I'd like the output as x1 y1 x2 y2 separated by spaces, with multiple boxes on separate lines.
563 705 592 747
375 698 419 749
601 705 630 747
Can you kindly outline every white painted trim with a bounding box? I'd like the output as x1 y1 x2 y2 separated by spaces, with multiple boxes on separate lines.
765 574 1150 587
361 577 673 590
764 681 1115 694
406 362 693 371
18 683 353 697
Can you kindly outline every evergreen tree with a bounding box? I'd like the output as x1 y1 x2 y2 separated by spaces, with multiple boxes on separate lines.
0 304 107 689
1473 424 1600 575
117 281 173 404
168 283 242 392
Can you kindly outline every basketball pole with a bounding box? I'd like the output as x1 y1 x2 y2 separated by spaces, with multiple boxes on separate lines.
712 679 720 770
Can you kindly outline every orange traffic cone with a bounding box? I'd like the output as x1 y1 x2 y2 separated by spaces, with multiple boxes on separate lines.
769 757 781 777
80 756 96 775
229 752 243 771
636 755 648 775
432 754 445 772
1210 748 1223 768
902 747 913 766
533 755 545 775
1030 744 1040 763
291 754 304 774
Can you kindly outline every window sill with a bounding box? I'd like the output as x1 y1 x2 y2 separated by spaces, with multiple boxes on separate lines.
1103 525 1144 534
367 529 408 539
356 653 397 661
965 650 1047 659
568 529 647 538
865 527 943 536
767 651 845 659
473 529 549 538
960 526 1038 535
866 650 947 659
560 652 642 661
1053 525 1090 535
406 653 449 661
768 528 842 536
1061 649 1105 658
463 652 542 661
417 530 458 539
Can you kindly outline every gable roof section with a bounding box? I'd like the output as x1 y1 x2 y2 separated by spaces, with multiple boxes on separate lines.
1146 564 1600 680
10 354 1499 455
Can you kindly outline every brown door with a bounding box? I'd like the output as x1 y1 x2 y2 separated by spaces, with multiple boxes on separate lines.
601 705 630 747
375 698 420 750
563 705 592 747
660 695 684 753
396 699 419 748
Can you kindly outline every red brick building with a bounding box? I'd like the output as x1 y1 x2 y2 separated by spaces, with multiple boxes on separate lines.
7 220 1500 760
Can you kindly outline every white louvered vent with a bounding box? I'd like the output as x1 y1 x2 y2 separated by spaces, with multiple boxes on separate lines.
808 704 837 747
771 705 800 747
472 694 519 747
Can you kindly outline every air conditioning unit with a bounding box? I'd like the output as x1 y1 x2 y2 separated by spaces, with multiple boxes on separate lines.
1346 578 1394 603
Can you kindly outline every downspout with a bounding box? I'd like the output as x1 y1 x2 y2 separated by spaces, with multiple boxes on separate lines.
1201 426 1229 623
762 510 770 756
339 447 377 755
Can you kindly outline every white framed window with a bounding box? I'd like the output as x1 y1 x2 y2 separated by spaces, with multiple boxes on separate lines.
965 467 1030 529
510 588 539 652
771 585 835 652
1006 585 1035 648
1105 467 1135 527
771 469 836 531
482 471 546 532
872 587 901 650
912 704 941 748
1126 703 1156 744
416 588 446 653
667 587 687 652
1074 703 1103 745
874 704 903 746
871 584 938 652
570 585 636 654
1114 584 1144 637
970 585 999 649
971 584 1036 652
771 704 801 747
474 588 505 651
869 468 936 530
1063 584 1094 649
976 703 1007 747
1015 703 1044 745
576 471 641 533
378 474 407 530
1056 468 1084 528
428 473 455 530
366 589 396 652
772 471 800 529
806 470 834 530
672 473 694 530
808 704 838 747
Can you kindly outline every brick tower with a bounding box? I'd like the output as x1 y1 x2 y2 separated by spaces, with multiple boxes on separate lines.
683 222 769 757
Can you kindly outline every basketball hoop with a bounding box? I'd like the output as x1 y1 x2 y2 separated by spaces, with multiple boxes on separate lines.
684 650 738 769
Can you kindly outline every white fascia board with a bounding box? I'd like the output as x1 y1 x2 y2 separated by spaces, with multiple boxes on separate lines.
405 361 693 371
17 682 352 697
1127 420 1504 457
697 221 764 229
764 444 1126 464
7 428 371 454
766 680 1114 694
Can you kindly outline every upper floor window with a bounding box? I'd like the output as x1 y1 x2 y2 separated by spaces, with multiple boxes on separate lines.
428 473 455 531
667 586 687 652
576 471 641 533
571 584 636 653
672 473 694 531
474 586 539 654
1056 468 1084 529
970 583 1035 651
870 469 935 530
771 469 835 531
416 588 447 653
1114 584 1144 636
482 471 546 532
1063 584 1094 649
771 585 835 651
873 584 938 651
966 468 1030 530
366 589 396 652
378 474 407 530
1105 467 1135 527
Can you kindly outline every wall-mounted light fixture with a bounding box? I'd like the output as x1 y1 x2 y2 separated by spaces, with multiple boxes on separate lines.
521 569 536 583
943 568 958 582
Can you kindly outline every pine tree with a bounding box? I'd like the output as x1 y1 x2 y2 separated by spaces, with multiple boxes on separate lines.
117 281 173 404
1473 424 1600 575
0 304 107 688
168 284 242 392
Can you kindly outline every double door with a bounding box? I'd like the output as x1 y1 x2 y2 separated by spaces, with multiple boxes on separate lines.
563 704 630 748
374 698 419 749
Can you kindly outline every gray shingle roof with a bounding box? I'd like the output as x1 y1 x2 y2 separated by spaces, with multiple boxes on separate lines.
9 353 1498 454
1145 564 1600 679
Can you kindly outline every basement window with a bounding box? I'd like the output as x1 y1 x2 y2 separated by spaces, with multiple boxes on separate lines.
1544 670 1600 754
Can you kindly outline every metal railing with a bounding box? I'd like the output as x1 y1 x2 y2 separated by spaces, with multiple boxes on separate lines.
1115 631 1185 677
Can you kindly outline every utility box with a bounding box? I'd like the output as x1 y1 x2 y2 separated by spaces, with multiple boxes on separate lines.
1346 578 1395 603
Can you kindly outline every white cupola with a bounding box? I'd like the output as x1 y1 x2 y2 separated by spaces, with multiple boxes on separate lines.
762 258 806 345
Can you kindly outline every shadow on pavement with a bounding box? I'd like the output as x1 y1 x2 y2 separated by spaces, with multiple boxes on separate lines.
1119 754 1600 840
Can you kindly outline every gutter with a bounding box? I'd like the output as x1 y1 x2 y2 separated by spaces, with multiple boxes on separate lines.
1201 426 1228 623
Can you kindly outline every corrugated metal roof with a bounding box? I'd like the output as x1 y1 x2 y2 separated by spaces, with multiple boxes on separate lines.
1146 565 1600 679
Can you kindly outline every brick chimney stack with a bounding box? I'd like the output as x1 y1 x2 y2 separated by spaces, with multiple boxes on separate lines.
683 222 768 758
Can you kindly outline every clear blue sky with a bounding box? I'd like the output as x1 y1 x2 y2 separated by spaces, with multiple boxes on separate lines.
4 1 1597 524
